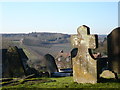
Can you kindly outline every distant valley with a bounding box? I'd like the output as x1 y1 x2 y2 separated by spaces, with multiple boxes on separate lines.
1 32 107 68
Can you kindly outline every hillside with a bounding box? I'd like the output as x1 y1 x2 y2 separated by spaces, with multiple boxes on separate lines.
1 32 107 69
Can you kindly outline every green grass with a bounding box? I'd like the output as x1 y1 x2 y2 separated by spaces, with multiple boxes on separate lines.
2 77 120 89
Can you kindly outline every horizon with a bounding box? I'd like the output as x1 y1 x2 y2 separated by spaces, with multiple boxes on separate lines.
0 31 108 35
0 2 118 34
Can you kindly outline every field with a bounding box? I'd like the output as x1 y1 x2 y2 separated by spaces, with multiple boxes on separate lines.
1 76 120 89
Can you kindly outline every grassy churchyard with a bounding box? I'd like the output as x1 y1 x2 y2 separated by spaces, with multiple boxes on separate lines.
1 75 120 89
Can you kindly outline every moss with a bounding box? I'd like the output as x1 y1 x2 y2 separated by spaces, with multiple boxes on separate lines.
2 77 120 89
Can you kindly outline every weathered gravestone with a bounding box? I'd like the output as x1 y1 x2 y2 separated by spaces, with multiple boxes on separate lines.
44 54 58 76
2 46 40 78
17 48 40 76
2 46 25 78
107 27 120 74
70 25 98 83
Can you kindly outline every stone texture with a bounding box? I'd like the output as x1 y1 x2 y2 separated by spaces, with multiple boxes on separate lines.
100 70 115 79
107 27 120 74
70 25 98 83
44 54 58 76
2 46 40 78
2 46 25 78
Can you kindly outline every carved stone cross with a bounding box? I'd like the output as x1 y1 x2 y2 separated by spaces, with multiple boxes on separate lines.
71 25 98 83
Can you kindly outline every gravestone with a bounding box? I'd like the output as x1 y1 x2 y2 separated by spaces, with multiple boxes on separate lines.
107 27 120 74
2 46 40 78
17 48 40 76
70 25 98 83
2 46 25 78
44 54 58 76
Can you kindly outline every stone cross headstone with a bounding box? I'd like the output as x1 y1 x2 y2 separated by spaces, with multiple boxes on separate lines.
70 25 98 83
107 27 120 74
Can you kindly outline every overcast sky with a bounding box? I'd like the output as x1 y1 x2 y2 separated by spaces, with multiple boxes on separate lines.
0 2 118 34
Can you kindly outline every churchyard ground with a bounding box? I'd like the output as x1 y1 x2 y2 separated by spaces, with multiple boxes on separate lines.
1 75 120 89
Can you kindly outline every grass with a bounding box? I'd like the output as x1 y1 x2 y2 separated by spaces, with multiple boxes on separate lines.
1 76 120 89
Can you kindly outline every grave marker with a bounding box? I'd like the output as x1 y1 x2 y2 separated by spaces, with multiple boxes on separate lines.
107 27 120 74
71 25 98 83
44 54 58 76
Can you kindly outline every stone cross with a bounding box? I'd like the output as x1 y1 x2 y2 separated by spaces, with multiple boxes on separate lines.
71 25 98 83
